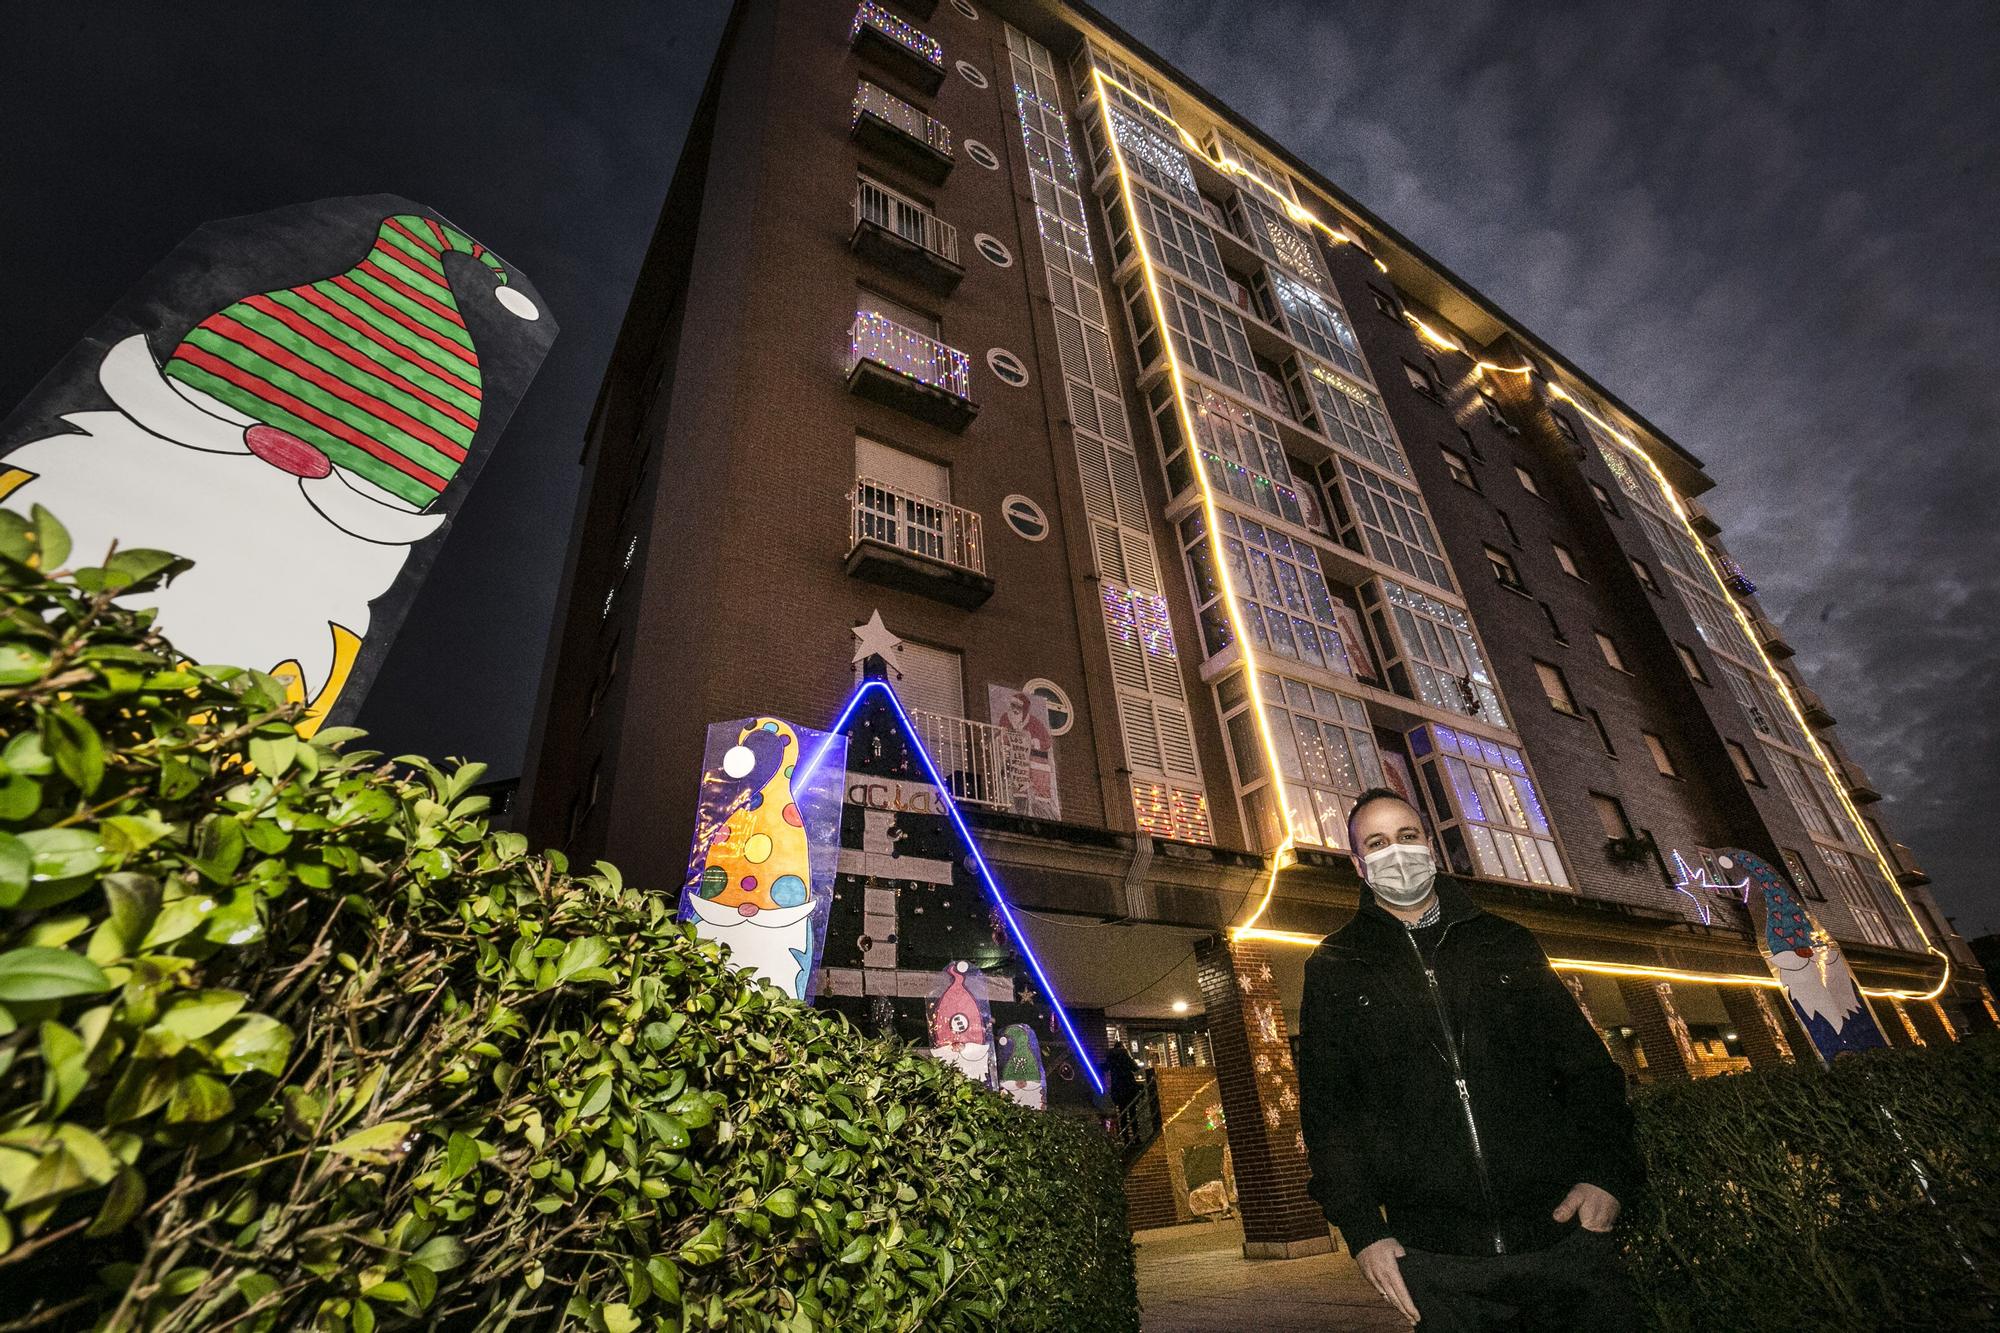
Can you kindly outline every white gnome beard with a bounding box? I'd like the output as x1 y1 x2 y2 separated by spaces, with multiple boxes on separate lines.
2 336 444 700
686 903 814 999
1003 1079 1045 1110
1770 948 1864 1030
933 1042 991 1082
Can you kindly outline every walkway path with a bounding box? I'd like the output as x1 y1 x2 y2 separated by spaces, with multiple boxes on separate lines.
1135 1218 1411 1332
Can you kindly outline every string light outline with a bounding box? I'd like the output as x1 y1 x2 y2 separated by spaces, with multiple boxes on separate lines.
1090 68 1949 1003
799 677 1107 1096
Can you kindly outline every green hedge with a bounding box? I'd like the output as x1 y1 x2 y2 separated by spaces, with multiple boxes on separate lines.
0 505 1136 1331
1624 1034 2000 1330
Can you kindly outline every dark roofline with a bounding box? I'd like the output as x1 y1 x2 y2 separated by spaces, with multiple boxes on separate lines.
1054 0 1707 482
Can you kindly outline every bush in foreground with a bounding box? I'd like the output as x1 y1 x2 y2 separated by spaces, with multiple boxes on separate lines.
0 505 1135 1331
1623 1032 2000 1330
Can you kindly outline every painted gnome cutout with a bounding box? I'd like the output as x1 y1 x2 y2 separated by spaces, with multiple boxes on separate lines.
928 960 996 1086
1721 848 1888 1063
998 1022 1046 1109
0 195 555 735
680 717 847 1002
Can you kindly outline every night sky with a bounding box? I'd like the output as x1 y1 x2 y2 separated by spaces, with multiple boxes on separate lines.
3 4 1992 936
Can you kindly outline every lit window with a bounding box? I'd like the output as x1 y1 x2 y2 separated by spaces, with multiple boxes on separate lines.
1675 642 1709 684
1552 541 1583 579
1594 631 1628 672
1247 669 1386 850
1485 546 1525 591
1725 739 1761 785
1642 731 1679 778
1336 458 1455 591
1515 465 1543 497
1442 447 1479 489
1534 659 1581 716
1630 558 1660 593
1590 791 1634 840
1408 723 1567 887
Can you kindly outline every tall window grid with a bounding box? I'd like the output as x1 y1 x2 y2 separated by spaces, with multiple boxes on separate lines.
1409 723 1570 889
1363 580 1508 727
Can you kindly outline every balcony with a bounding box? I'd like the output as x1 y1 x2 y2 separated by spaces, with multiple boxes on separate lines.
1685 498 1721 536
1889 841 1930 887
1751 613 1795 659
907 707 1031 812
850 1 945 96
1795 684 1837 728
846 310 978 430
852 178 962 293
851 81 954 183
846 478 992 607
1840 756 1883 804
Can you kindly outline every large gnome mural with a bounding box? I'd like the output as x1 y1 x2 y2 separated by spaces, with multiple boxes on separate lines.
928 961 996 1085
681 718 847 1001
1719 848 1888 1063
0 196 555 732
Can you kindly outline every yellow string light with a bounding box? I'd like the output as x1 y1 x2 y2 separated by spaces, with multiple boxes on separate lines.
1089 70 1950 1007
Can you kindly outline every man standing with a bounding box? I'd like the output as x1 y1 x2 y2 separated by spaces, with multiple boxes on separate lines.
1299 789 1643 1328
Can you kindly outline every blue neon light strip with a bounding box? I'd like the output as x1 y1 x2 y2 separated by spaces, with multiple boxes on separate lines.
799 679 1108 1096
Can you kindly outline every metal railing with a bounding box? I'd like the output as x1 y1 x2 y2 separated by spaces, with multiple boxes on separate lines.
854 178 959 264
851 0 943 68
852 80 953 161
906 707 1030 811
851 476 985 575
847 311 972 401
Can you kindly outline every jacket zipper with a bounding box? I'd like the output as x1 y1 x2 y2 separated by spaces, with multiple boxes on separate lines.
1406 925 1506 1255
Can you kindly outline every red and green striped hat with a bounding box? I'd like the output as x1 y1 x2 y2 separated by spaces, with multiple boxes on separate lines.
162 214 512 508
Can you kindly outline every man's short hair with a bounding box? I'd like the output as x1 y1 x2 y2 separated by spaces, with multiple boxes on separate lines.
1346 786 1416 849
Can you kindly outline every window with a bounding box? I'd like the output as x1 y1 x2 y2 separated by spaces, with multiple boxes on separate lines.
1023 678 1073 735
1630 558 1660 593
1675 643 1710 684
1372 580 1506 725
1591 791 1634 840
1442 447 1479 490
1335 458 1455 591
1292 363 1410 477
1485 545 1526 592
1479 390 1508 428
1552 541 1583 579
860 285 937 337
1161 277 1259 399
893 640 965 719
1725 739 1761 785
1586 707 1617 756
1408 723 1567 887
1184 509 1358 675
1590 481 1620 516
1266 269 1368 380
1254 670 1387 850
1535 659 1581 716
855 435 952 561
1594 631 1628 673
1642 731 1679 778
1459 426 1484 463
1369 284 1401 319
1515 465 1543 497
1554 415 1580 445
1781 848 1825 901
1496 508 1522 547
1403 360 1439 398
1537 600 1567 644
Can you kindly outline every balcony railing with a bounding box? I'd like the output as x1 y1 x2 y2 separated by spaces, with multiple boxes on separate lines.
852 178 961 292
851 80 953 181
845 310 977 429
1839 756 1883 803
1889 841 1930 886
851 1 944 93
852 478 984 573
907 707 1031 812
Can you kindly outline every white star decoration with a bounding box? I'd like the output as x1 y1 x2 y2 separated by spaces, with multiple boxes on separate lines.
1263 1105 1281 1128
851 609 904 674
1259 962 1273 983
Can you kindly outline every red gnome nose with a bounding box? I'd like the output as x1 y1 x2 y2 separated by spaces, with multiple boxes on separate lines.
246 425 332 478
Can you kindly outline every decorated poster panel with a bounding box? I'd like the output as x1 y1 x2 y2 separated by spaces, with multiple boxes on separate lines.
1718 848 1888 1063
681 717 847 1002
988 684 1060 820
814 686 1097 1108
0 195 555 734
928 960 996 1086
998 1023 1046 1109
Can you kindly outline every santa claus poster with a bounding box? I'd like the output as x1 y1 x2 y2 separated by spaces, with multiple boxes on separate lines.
1718 848 1888 1064
0 194 555 733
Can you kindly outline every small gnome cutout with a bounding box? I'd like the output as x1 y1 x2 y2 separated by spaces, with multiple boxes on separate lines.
0 197 552 733
998 1023 1046 1110
927 960 994 1085
1723 848 1886 1063
687 719 822 1000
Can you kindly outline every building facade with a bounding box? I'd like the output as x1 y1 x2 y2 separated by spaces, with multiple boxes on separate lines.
522 0 1994 1253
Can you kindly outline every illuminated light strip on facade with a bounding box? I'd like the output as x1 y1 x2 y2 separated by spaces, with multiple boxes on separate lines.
1093 74 1947 1002
798 677 1108 1096
1395 308 1947 1000
1091 67 1301 938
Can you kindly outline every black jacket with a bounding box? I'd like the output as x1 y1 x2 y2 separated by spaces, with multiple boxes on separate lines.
1298 874 1642 1258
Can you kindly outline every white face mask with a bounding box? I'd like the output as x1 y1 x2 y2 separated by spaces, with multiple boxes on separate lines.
1362 843 1437 909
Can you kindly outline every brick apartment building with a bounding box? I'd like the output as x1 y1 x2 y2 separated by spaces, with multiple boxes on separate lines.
521 0 1995 1254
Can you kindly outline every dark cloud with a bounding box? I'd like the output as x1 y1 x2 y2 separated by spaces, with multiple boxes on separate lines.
1098 0 2000 934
